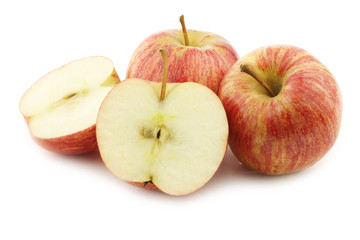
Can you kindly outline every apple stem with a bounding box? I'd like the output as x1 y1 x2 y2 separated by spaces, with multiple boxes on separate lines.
240 64 275 97
179 15 189 46
159 49 168 101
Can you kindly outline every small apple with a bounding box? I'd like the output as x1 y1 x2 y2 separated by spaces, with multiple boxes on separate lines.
19 56 120 154
126 15 238 94
219 45 342 175
97 50 229 195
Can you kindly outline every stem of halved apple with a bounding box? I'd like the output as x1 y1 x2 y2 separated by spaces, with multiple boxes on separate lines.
142 50 169 187
159 49 168 101
240 64 275 97
179 15 189 46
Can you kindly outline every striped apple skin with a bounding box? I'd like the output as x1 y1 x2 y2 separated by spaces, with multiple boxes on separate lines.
126 30 238 94
31 125 97 155
219 45 342 175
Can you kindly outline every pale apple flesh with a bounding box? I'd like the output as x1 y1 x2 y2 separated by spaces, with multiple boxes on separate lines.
126 29 238 93
219 45 342 175
96 79 229 195
19 57 120 154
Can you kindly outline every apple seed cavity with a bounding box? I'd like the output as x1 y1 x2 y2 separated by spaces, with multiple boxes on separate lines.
64 92 78 99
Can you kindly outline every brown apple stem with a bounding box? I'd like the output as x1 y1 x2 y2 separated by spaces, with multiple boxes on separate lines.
240 64 275 97
159 49 168 101
179 15 189 46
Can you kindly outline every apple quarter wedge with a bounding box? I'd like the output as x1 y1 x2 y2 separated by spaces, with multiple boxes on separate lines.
19 56 120 154
96 79 229 196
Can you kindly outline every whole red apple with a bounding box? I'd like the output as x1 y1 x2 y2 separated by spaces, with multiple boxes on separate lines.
219 45 342 175
126 15 238 94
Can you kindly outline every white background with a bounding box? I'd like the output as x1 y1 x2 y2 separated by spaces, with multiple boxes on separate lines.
1 0 359 239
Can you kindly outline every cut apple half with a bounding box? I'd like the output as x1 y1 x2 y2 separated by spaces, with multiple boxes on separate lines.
19 56 120 154
96 78 229 196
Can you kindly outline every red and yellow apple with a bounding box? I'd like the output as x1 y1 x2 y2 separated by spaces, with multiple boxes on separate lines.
126 15 238 94
19 57 120 154
219 45 342 175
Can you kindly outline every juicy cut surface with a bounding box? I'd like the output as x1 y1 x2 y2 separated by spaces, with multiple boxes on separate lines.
96 79 229 195
20 57 118 138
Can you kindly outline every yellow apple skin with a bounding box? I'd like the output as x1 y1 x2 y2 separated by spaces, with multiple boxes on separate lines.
126 29 238 94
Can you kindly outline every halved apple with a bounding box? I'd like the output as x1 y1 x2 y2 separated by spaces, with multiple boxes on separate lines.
97 50 228 195
96 78 228 195
19 56 120 154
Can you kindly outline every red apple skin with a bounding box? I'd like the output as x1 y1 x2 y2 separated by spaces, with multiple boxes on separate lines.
128 181 161 192
20 67 120 155
219 45 342 175
30 124 98 155
126 30 238 94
